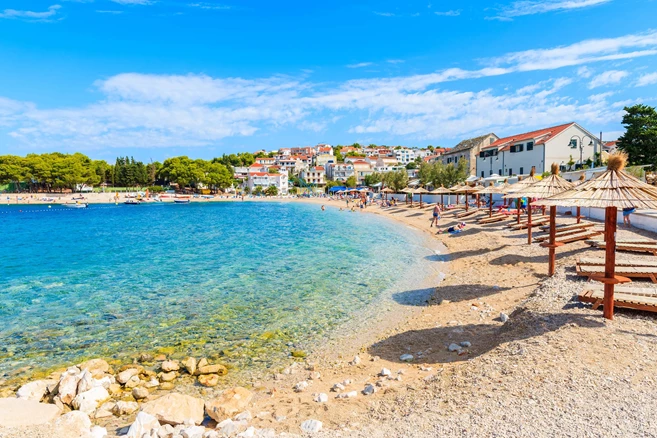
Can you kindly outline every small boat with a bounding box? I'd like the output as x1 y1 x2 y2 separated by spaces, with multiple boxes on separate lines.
124 199 141 205
64 203 88 209
174 199 191 204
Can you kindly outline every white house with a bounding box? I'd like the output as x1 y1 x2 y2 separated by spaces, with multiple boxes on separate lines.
394 148 415 165
247 172 288 195
300 166 326 187
475 122 602 178
325 163 355 182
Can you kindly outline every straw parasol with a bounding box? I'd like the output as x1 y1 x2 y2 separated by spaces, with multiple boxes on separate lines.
430 185 452 209
535 153 657 320
510 163 575 248
449 184 465 206
414 187 429 208
381 186 394 201
400 187 414 206
477 182 503 217
505 169 541 224
455 184 482 212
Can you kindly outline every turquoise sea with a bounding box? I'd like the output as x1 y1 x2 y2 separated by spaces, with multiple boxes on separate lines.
0 201 436 379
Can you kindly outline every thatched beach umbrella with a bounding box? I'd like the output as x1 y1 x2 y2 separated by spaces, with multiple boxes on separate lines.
455 184 481 212
381 186 394 202
449 184 465 206
414 187 429 208
477 182 503 218
535 153 657 320
400 187 414 206
509 163 574 248
430 186 452 209
506 169 540 224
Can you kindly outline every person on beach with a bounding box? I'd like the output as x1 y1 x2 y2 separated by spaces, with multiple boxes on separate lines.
430 203 441 227
623 206 636 226
436 222 466 235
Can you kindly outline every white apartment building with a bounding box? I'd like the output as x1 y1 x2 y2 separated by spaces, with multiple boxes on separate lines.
247 172 289 195
300 166 326 186
325 163 355 182
475 122 601 178
394 148 416 165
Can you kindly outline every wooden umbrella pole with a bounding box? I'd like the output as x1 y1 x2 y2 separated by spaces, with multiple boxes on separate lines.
465 192 469 212
548 206 557 276
603 207 617 320
576 206 581 224
420 194 423 208
527 198 533 245
489 194 493 217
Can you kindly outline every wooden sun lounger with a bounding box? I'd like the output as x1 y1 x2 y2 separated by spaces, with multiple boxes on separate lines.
554 230 602 244
576 264 657 283
539 222 595 233
534 227 603 242
579 288 657 313
586 239 657 246
584 283 657 297
478 213 508 224
577 257 657 268
508 218 549 230
455 209 481 219
589 242 657 256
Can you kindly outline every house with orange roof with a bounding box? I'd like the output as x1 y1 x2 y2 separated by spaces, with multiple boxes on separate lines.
255 156 276 166
476 122 601 178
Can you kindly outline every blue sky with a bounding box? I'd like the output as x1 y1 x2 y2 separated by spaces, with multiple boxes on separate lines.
1 0 656 162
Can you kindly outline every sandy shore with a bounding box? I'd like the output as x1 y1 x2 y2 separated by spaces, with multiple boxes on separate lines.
2 197 657 437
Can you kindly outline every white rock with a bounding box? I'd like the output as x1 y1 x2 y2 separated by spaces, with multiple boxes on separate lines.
342 379 352 385
92 375 115 390
500 312 509 323
77 370 94 394
237 427 255 437
448 343 462 352
126 411 160 438
161 360 180 372
362 384 376 396
90 425 108 438
234 410 252 421
117 368 140 385
293 381 309 392
58 367 83 405
143 393 205 426
0 398 61 427
204 432 220 438
313 393 328 403
133 386 149 400
336 391 357 399
308 371 321 380
158 424 176 438
125 375 141 389
331 383 345 392
460 341 472 348
351 355 361 365
52 411 92 436
181 425 206 438
113 400 139 416
16 379 56 401
399 354 414 362
379 368 391 377
72 386 110 414
300 419 323 433
144 378 160 389
217 419 246 436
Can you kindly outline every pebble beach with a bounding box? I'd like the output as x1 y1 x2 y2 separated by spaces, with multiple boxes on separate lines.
2 197 657 437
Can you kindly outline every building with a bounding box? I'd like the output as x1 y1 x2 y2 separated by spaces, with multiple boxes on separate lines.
255 157 276 166
441 133 498 176
315 144 333 155
247 172 289 195
325 163 355 182
351 160 373 184
314 154 336 167
394 148 416 165
300 166 326 187
475 122 602 178
291 147 314 156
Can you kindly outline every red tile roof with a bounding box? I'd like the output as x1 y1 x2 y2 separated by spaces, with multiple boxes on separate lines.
482 123 573 152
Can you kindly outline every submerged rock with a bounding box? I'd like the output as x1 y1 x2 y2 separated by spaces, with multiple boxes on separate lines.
198 374 220 387
197 364 227 376
161 360 180 372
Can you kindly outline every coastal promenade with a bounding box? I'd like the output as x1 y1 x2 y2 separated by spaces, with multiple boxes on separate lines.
2 198 657 437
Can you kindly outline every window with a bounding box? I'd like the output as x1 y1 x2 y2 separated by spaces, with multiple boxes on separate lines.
520 167 524 174
510 145 516 153
489 170 493 176
481 171 485 178
498 169 502 175
569 139 578 149
527 142 534 151
518 144 524 152
508 169 513 176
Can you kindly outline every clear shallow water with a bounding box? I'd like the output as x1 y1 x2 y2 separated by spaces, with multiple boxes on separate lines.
0 202 434 378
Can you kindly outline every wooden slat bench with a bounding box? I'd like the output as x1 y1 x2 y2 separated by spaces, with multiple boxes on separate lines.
579 288 657 313
576 264 657 283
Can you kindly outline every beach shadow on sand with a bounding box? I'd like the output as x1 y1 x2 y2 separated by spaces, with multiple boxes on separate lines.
488 246 590 266
393 283 518 306
367 309 604 364
424 244 509 261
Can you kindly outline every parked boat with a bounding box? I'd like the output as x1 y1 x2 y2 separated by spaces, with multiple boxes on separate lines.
174 199 191 204
64 203 88 209
124 199 141 205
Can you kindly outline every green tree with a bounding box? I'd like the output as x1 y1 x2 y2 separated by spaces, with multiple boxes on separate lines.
345 175 357 187
406 162 417 170
363 172 383 186
382 170 409 191
567 155 575 170
325 180 340 192
265 185 278 196
205 162 233 192
617 104 657 168
254 186 263 196
0 155 25 188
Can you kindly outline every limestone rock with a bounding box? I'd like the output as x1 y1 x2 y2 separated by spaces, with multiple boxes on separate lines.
500 312 509 323
77 370 94 394
144 378 160 389
72 386 110 414
399 354 414 362
160 382 175 390
159 371 177 382
90 425 108 438
181 425 206 438
108 383 122 395
216 419 246 436
117 368 140 385
141 393 205 425
293 381 309 392
198 374 219 387
379 368 391 377
448 343 462 352
205 387 254 422
16 379 56 401
78 359 110 379
125 375 141 389
182 357 197 376
58 367 83 405
52 411 92 436
113 400 139 416
234 411 252 421
313 393 328 403
350 355 361 365
126 411 160 438
362 384 376 396
300 419 323 433
133 386 149 400
161 360 180 372
0 397 61 427
197 364 227 375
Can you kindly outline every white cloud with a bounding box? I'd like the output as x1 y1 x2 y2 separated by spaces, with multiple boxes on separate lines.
96 10 123 14
577 66 593 78
588 70 629 88
489 0 611 20
0 4 61 20
110 0 153 4
373 11 395 17
435 10 461 16
636 72 657 86
386 59 404 64
346 62 373 68
188 3 232 10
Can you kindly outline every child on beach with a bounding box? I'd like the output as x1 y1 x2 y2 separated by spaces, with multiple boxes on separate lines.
623 206 636 226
